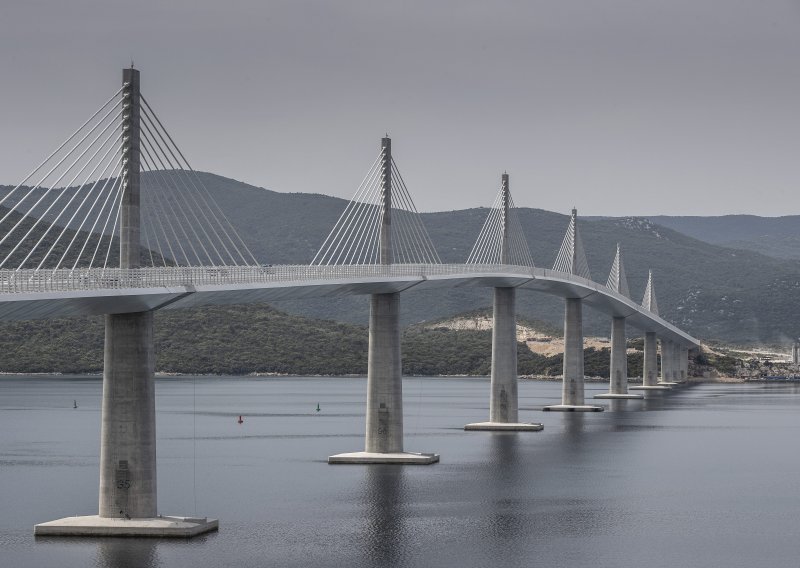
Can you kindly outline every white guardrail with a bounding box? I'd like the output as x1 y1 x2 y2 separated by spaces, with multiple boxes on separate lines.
0 264 538 294
0 264 699 344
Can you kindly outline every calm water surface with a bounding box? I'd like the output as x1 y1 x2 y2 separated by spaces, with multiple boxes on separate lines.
1 376 799 568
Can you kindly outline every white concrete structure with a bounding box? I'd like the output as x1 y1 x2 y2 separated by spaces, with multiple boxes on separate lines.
464 174 543 431
329 138 439 465
544 210 603 411
595 316 642 399
595 245 642 399
3 69 701 535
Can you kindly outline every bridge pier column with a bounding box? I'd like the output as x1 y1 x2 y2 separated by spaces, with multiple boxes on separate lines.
630 332 670 391
595 317 642 399
329 292 439 464
544 298 603 412
680 346 690 381
671 343 680 382
465 287 543 431
659 340 679 386
99 311 157 519
36 309 219 536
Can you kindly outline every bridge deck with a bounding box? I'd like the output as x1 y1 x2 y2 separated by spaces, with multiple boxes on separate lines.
0 264 699 346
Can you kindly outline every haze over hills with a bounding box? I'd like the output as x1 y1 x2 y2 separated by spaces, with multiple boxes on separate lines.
587 215 800 262
4 172 800 344
642 215 800 262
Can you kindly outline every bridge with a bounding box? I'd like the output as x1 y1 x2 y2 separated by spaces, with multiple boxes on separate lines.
1 68 698 537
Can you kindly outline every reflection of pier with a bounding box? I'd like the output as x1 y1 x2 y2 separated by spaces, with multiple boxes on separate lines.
359 466 408 566
94 538 160 568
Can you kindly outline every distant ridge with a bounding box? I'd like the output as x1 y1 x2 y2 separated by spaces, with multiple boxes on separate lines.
588 214 800 261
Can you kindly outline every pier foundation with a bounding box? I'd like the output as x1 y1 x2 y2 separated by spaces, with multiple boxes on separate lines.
330 293 439 464
545 298 603 411
595 316 642 399
466 287 543 431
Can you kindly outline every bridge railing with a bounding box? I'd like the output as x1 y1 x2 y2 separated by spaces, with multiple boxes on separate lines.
0 264 541 294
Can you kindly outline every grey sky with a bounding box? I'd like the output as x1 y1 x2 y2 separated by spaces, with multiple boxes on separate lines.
2 0 799 216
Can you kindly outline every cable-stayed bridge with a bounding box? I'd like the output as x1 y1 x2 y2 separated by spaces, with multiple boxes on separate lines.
2 68 698 537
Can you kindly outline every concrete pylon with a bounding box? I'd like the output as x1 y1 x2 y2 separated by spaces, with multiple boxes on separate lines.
630 331 670 391
544 297 603 412
679 345 689 381
466 174 543 431
596 245 641 399
330 137 438 464
595 317 642 399
659 340 679 386
36 68 217 537
545 208 602 411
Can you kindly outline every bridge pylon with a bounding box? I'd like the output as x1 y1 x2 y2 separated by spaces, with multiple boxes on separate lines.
544 209 603 412
595 245 642 400
35 68 217 538
630 269 672 391
465 173 543 431
328 137 439 465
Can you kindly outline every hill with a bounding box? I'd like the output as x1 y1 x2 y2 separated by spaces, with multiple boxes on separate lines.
4 172 800 344
180 172 800 344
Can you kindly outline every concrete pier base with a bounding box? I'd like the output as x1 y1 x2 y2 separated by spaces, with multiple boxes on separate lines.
543 404 604 412
595 316 640 399
545 298 603 412
330 293 437 464
630 385 672 391
465 288 544 432
464 421 543 431
34 515 218 538
642 332 659 387
658 381 680 387
593 393 643 399
489 287 519 424
328 451 439 464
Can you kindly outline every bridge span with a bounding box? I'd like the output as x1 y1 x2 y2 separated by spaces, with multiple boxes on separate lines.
0 264 697 347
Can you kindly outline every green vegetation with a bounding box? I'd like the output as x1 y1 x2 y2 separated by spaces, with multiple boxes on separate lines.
0 304 623 377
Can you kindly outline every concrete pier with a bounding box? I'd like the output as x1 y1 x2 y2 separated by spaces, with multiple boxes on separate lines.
658 340 679 386
465 286 543 431
100 311 157 519
630 331 670 391
35 67 218 537
595 317 642 399
330 293 439 464
544 298 603 412
680 345 689 380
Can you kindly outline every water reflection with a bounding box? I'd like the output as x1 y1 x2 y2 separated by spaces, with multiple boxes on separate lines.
487 433 526 541
563 412 585 442
359 466 407 567
607 399 626 413
641 391 667 411
95 538 160 568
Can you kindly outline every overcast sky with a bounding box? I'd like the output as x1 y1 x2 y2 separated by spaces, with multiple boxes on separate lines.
2 0 799 216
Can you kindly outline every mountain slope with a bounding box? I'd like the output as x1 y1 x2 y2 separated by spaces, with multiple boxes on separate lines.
4 173 800 344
